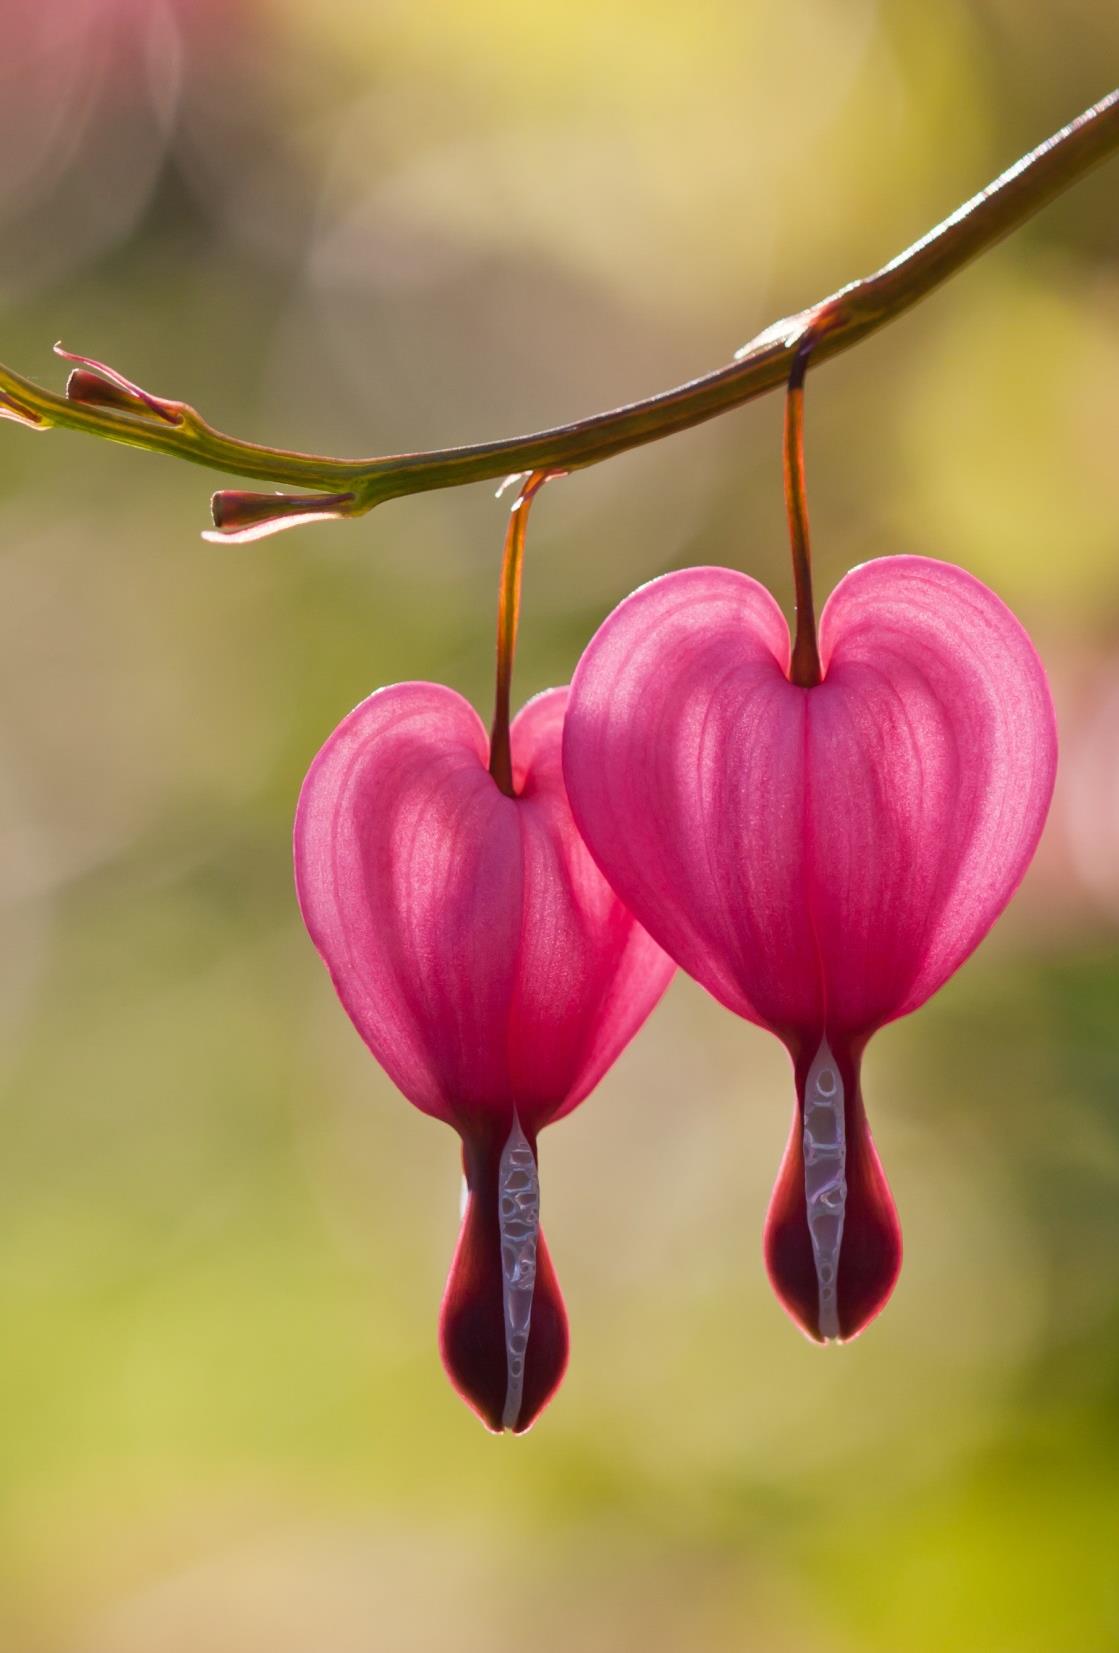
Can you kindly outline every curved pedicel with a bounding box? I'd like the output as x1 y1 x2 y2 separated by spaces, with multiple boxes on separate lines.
439 1117 568 1434
764 1038 902 1343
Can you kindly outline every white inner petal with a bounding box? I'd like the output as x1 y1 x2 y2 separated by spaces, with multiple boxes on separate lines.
803 1038 847 1342
498 1112 540 1429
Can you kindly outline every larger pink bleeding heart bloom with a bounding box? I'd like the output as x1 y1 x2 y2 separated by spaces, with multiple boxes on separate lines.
295 682 672 1430
563 555 1057 1342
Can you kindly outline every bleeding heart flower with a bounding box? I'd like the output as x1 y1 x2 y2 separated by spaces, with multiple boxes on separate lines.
294 474 672 1431
562 553 1057 1342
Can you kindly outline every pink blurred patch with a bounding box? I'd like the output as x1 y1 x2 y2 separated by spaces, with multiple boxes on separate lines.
1063 659 1119 916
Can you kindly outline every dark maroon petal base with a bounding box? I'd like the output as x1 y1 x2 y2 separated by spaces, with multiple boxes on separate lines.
764 1042 902 1342
438 1127 569 1433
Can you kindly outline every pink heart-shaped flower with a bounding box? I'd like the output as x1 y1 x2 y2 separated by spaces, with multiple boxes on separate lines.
563 555 1057 1341
295 681 673 1429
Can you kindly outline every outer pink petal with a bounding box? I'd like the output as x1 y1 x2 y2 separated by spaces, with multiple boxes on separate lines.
565 558 1056 1045
508 688 675 1126
563 566 821 1039
294 681 672 1135
294 681 522 1127
813 556 1057 1033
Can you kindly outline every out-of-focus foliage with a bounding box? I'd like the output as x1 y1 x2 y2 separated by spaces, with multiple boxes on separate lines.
1 4 1117 1649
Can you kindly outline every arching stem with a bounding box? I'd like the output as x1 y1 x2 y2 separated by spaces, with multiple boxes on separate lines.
488 470 555 797
0 92 1115 534
785 330 824 688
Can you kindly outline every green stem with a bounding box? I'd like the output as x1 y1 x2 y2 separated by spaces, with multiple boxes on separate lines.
2 90 1117 530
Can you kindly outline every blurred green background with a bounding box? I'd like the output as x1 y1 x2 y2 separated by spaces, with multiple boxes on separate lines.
2 4 1118 1649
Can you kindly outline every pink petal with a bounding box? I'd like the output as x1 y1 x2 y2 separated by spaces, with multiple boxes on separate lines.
295 681 520 1129
294 682 672 1134
564 557 1056 1046
562 566 818 1035
814 556 1057 1030
506 689 675 1124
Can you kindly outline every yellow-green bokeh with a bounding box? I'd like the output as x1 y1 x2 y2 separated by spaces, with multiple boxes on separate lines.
1 5 1117 1649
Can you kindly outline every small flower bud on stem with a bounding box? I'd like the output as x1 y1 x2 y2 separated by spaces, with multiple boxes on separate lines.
0 391 45 429
205 489 358 544
55 344 182 425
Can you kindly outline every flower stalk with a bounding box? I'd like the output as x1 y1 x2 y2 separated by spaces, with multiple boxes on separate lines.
489 470 557 797
784 331 823 689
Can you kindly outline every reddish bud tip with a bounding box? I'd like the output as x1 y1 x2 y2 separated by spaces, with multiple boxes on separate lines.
55 344 182 424
0 391 46 429
439 1125 569 1433
764 1040 902 1343
205 490 357 544
65 368 163 419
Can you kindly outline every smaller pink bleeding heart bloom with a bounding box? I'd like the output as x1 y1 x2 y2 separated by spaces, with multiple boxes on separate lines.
563 555 1057 1342
295 682 672 1430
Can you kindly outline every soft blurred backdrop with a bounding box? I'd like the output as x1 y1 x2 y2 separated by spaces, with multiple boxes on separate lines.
1 4 1118 1650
